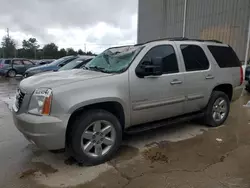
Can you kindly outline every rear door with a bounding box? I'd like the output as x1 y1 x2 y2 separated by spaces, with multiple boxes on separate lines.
177 43 216 114
12 60 26 74
23 60 35 71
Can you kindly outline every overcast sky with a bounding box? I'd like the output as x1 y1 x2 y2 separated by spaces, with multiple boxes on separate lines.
0 0 138 53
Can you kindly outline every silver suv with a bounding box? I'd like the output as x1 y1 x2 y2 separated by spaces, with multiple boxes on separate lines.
12 38 243 165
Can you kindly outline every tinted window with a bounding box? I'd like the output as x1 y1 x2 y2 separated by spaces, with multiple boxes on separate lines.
13 60 23 65
4 60 11 64
23 60 33 65
208 46 241 68
181 45 209 71
141 45 179 74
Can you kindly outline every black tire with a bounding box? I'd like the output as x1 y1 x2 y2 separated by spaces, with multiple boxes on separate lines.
7 69 16 78
203 91 230 127
69 109 122 166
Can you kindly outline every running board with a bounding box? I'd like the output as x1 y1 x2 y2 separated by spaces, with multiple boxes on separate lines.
125 112 204 134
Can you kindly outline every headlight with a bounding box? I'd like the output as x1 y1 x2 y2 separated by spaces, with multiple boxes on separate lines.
28 88 52 116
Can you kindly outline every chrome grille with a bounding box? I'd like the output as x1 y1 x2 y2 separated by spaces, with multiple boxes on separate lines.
14 89 25 111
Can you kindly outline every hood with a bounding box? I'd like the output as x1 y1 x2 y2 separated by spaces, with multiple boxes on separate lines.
26 64 55 72
20 69 112 93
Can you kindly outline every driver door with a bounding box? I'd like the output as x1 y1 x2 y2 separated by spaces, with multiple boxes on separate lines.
129 43 185 126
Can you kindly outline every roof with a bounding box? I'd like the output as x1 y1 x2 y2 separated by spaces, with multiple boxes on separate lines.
137 37 223 46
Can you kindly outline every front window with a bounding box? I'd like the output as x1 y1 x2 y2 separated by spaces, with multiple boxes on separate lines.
85 45 143 73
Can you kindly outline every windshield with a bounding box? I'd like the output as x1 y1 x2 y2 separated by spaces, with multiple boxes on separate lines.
85 45 143 73
49 57 72 66
59 58 87 71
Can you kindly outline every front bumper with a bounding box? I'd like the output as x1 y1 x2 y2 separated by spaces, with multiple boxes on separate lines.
12 110 67 150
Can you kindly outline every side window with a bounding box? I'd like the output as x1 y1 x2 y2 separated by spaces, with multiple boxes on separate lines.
13 60 23 65
4 60 11 64
23 60 33 65
181 45 209 71
141 45 179 74
207 46 240 68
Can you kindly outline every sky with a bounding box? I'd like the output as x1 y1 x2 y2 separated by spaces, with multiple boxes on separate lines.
0 0 138 53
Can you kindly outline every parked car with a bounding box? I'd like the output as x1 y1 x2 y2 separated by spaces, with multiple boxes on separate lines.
12 38 243 165
59 56 95 71
36 59 55 66
23 56 78 78
0 58 36 77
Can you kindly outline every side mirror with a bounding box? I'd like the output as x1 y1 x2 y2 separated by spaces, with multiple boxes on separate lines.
136 57 163 78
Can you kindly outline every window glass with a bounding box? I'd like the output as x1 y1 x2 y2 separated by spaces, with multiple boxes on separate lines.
4 60 11 64
181 45 209 71
141 45 179 74
207 46 240 68
13 60 23 65
23 60 33 65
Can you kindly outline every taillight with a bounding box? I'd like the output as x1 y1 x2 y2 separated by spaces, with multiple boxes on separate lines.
0 64 3 68
240 66 243 85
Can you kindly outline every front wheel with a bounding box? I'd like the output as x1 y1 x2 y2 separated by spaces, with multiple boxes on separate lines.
203 91 230 127
69 109 122 166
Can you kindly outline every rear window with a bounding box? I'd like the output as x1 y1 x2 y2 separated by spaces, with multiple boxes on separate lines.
208 46 241 68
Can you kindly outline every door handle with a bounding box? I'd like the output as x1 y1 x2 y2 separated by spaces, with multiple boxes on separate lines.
170 80 183 85
206 75 214 80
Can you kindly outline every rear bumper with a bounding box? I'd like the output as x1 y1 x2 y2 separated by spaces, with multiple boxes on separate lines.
0 69 7 76
232 85 243 102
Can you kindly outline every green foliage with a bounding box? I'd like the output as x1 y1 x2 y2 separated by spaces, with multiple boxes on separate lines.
66 48 77 56
1 36 16 58
0 35 96 59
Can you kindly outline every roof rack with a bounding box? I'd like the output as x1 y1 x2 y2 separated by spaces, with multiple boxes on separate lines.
138 37 222 45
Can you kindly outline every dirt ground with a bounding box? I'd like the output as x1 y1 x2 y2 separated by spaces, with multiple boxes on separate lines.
1 77 250 188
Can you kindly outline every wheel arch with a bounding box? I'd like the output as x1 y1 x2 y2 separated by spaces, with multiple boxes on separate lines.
212 84 233 101
65 100 127 149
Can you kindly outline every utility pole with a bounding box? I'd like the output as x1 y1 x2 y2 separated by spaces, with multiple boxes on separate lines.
84 43 87 53
6 28 10 38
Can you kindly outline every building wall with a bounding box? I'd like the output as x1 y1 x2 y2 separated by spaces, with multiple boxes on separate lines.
138 0 250 60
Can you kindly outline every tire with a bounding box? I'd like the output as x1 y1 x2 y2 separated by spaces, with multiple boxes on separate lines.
7 69 16 78
203 91 230 127
69 109 122 166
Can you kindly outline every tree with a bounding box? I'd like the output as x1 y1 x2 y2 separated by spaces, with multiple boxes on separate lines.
66 48 77 56
21 38 40 59
22 38 40 50
58 48 67 58
86 51 96 56
1 35 16 58
43 43 58 59
77 49 84 55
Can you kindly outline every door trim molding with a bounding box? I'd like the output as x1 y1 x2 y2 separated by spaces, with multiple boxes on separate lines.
133 97 185 111
187 95 204 101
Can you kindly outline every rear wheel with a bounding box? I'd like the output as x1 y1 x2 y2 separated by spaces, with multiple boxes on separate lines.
7 69 16 77
69 109 122 166
203 91 230 127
